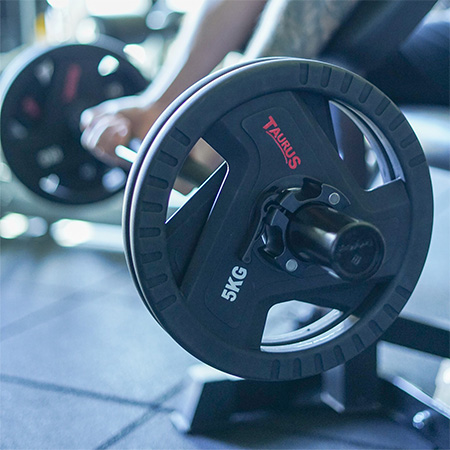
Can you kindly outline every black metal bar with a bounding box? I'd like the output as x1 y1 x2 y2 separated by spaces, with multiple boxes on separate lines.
170 365 322 433
322 344 381 413
382 316 450 358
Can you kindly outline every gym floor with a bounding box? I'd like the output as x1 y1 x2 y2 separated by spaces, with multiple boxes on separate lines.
1 167 449 450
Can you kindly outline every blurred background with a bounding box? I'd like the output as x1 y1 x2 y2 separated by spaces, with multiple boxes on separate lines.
0 0 196 249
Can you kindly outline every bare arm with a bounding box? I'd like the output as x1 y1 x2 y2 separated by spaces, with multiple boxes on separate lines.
147 0 266 106
80 0 266 167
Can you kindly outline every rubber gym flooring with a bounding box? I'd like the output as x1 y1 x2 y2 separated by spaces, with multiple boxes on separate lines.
1 167 449 450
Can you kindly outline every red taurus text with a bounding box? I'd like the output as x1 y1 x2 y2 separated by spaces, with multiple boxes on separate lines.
263 116 301 169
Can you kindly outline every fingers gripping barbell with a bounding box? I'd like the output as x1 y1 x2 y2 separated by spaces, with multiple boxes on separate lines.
1 48 433 381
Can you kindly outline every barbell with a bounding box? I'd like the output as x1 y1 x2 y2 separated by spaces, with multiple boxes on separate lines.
1 45 433 381
125 57 433 380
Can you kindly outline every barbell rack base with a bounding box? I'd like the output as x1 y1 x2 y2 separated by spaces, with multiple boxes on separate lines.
170 316 449 449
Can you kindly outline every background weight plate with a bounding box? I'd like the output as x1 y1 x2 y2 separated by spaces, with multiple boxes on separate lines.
129 58 432 380
0 39 147 204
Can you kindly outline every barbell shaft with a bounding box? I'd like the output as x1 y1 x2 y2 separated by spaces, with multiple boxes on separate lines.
114 139 214 188
115 144 138 164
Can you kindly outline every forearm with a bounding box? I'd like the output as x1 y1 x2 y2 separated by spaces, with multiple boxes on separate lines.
144 0 266 109
79 0 266 168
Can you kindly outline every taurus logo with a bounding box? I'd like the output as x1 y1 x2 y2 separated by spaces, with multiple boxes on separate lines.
263 116 301 169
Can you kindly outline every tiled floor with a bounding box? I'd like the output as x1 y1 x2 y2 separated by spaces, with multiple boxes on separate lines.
1 168 449 449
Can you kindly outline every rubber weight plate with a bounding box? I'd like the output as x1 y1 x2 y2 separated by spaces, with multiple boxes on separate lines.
123 57 284 324
0 39 147 204
129 58 433 380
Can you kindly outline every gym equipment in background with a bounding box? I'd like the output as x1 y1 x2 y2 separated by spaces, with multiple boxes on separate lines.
0 39 147 204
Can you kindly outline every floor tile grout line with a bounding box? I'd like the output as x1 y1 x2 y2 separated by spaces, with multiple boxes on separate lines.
94 408 158 450
0 280 139 340
1 296 91 342
2 369 424 449
94 382 186 450
0 267 133 342
0 294 105 342
0 373 178 412
7 261 129 303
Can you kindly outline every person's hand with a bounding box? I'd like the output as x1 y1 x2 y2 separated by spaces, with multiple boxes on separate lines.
80 95 163 168
80 94 223 195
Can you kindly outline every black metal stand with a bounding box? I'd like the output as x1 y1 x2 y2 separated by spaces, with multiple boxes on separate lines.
171 316 449 449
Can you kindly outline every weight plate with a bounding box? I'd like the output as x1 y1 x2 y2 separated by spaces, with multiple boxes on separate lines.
0 39 147 204
129 58 432 380
123 57 283 321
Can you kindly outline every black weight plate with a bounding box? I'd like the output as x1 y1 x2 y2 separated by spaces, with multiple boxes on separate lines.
0 39 147 204
128 59 311 337
129 58 433 380
123 57 283 323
